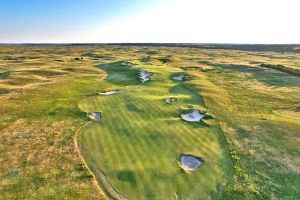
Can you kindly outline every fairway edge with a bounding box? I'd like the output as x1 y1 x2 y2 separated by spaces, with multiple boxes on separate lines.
74 122 108 200
75 122 129 200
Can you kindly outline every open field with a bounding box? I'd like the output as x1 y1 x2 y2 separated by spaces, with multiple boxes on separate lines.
0 45 299 199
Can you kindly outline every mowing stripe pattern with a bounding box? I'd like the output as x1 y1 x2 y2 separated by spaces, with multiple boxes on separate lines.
77 62 232 200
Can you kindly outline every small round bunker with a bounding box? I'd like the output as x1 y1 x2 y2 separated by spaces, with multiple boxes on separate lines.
99 89 120 95
165 97 177 104
173 74 185 81
180 109 205 122
87 112 101 121
180 154 203 172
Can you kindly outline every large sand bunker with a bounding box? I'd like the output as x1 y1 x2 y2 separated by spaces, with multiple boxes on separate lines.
87 112 101 121
99 89 120 95
179 154 203 172
180 109 205 122
173 74 185 81
140 70 152 82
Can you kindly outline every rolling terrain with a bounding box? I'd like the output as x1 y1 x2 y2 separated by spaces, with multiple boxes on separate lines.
0 45 299 199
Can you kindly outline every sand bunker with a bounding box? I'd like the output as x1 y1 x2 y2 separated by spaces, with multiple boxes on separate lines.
99 89 120 95
165 97 177 104
140 70 152 82
122 61 134 66
180 154 203 172
87 112 101 121
173 74 185 81
181 109 205 122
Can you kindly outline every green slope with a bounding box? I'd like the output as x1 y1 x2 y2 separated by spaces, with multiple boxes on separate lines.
77 62 232 200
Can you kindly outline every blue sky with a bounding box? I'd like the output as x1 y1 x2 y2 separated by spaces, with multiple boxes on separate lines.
0 0 161 42
0 0 156 28
0 0 299 43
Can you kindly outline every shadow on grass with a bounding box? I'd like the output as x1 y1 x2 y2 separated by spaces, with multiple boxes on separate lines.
201 61 300 87
169 83 205 107
96 61 140 86
0 71 13 78
116 170 137 187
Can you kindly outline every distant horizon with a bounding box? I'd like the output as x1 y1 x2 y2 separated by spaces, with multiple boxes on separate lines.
1 43 299 54
1 42 300 45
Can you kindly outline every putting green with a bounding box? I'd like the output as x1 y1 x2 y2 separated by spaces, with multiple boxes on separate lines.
77 62 232 200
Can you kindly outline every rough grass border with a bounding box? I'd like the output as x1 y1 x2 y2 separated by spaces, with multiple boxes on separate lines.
74 122 108 200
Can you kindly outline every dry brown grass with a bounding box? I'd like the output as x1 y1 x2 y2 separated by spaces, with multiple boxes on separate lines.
0 119 104 199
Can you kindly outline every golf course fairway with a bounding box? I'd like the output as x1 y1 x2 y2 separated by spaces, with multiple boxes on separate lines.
77 61 233 200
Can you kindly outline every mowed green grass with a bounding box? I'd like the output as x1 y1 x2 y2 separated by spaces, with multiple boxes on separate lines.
77 62 232 200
